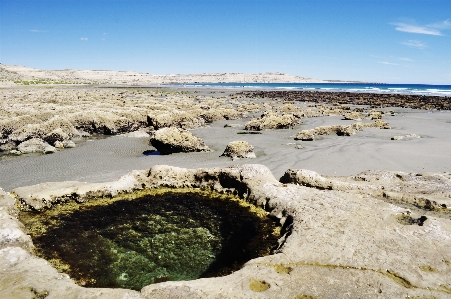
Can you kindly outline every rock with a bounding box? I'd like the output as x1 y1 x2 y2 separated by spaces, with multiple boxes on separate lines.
8 116 79 143
245 112 300 131
391 135 404 140
54 141 64 149
295 120 391 141
372 119 391 129
43 128 70 145
149 127 211 154
62 140 76 148
0 115 40 139
147 111 205 130
7 165 451 298
8 123 44 143
68 111 136 135
0 141 16 152
17 138 57 154
9 149 22 155
367 110 383 119
342 111 363 120
221 141 256 160
294 129 315 141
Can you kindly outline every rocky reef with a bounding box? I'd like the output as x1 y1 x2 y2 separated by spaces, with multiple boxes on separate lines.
2 164 451 298
240 90 451 110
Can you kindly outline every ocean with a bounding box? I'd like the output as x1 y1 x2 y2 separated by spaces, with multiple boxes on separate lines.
173 83 451 97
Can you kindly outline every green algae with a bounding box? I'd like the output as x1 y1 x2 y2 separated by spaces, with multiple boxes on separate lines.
19 189 280 291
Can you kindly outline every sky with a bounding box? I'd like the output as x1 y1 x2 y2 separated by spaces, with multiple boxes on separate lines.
1 0 451 84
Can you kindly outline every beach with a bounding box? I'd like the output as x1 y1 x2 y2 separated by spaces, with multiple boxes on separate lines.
1 83 451 298
1 85 450 190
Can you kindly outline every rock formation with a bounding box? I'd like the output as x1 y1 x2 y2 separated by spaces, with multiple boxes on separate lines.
2 164 451 298
244 112 301 131
295 120 391 141
17 138 57 154
149 127 211 154
221 141 256 160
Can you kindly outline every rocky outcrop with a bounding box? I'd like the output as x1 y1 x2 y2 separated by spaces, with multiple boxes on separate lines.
342 111 363 120
67 111 138 135
221 141 256 160
147 111 205 130
0 115 40 139
4 164 451 298
149 128 211 154
16 138 57 154
295 120 391 141
245 112 301 131
241 90 451 110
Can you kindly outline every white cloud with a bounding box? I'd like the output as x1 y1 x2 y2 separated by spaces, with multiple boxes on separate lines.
80 37 88 41
399 57 413 61
379 62 398 66
391 19 451 36
428 19 451 29
30 29 47 33
401 40 426 49
392 23 442 35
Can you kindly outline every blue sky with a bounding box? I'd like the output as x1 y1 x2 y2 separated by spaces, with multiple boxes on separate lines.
1 0 450 84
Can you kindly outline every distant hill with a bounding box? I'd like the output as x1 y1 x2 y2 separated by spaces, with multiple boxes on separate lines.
0 64 325 85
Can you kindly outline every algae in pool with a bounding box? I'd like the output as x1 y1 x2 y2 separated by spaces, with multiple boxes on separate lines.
20 190 280 291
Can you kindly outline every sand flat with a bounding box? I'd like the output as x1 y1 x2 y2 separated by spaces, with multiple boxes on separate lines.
1 102 450 191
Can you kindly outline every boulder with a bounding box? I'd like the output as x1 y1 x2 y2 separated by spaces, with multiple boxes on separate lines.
342 111 363 120
17 138 57 154
221 141 256 160
294 129 315 141
245 112 300 131
62 140 76 148
149 127 211 154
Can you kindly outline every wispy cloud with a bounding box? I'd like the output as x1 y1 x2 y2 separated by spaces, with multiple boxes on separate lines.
80 37 88 41
30 29 47 33
399 57 413 61
379 61 398 66
401 40 426 49
392 23 442 35
391 19 451 36
428 19 451 29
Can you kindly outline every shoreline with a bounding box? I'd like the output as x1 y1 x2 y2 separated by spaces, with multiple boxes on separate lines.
1 85 450 191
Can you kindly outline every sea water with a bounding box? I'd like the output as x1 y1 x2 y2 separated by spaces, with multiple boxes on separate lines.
173 83 451 97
